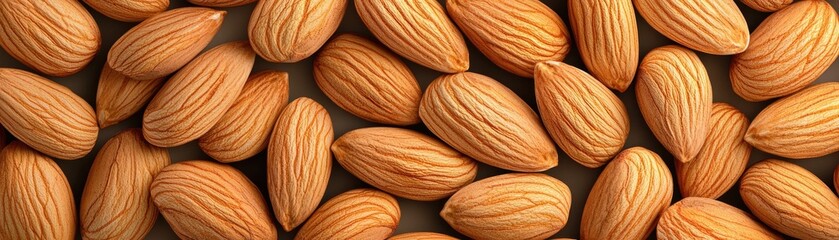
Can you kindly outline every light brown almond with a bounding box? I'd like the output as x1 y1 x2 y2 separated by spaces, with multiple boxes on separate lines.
296 189 400 240
83 0 169 22
657 197 781 240
96 65 165 129
389 232 457 240
249 0 346 63
739 0 793 12
634 0 749 55
188 0 255 7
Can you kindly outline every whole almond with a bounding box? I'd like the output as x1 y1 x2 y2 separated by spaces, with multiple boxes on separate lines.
143 41 255 147
249 0 347 63
730 0 839 101
447 0 570 77
314 34 421 125
199 71 289 163
741 159 839 240
657 197 781 240
534 61 630 168
636 45 712 163
0 68 98 160
80 129 170 240
634 0 749 55
83 0 169 22
419 72 558 172
355 0 469 73
151 160 277 239
296 189 400 240
189 0 255 7
108 7 225 80
739 0 793 12
441 173 571 240
389 232 457 240
580 147 673 240
96 65 165 129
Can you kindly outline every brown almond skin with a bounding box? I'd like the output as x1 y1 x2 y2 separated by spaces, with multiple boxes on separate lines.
188 0 255 7
389 232 457 240
83 0 169 22
296 189 400 240
657 197 781 240
634 0 749 55
96 65 165 129
740 0 793 12
249 0 346 63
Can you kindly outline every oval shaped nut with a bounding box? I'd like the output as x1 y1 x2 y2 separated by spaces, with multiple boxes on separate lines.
356 0 469 73
741 159 839 240
296 189 400 240
447 0 570 77
534 61 630 168
249 0 346 63
188 0 255 7
420 72 558 172
389 232 457 240
636 45 712 163
83 0 169 22
739 0 792 12
80 129 170 240
108 7 225 81
314 34 421 126
634 0 749 55
580 147 673 240
0 68 98 160
143 41 255 147
151 161 277 239
96 65 165 129
657 197 781 240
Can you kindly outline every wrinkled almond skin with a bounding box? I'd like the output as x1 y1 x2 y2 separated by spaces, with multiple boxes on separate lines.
740 0 793 12
634 0 749 55
389 232 457 240
83 0 169 22
188 0 255 7
657 197 781 240
568 0 638 92
741 159 839 240
296 189 400 240
96 65 165 129
420 72 558 172
249 0 346 63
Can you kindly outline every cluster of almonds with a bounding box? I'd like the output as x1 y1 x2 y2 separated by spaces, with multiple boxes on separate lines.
0 0 838 239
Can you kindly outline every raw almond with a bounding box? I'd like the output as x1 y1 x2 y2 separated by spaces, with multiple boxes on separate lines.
730 0 839 101
580 147 673 240
150 160 277 239
143 41 255 147
441 173 571 240
80 129 170 240
636 45 712 163
534 61 630 168
447 0 570 77
389 232 457 240
83 0 169 22
189 0 255 7
740 159 839 240
657 197 781 240
355 0 469 73
296 189 400 240
0 68 98 160
739 0 793 12
634 0 749 55
96 65 165 129
419 72 558 172
314 34 421 126
249 0 347 63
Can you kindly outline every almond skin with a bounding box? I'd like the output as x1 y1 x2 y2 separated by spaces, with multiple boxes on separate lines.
447 0 570 77
296 189 400 240
314 34 421 126
96 65 165 129
249 0 347 63
739 0 793 12
419 72 558 172
83 0 169 22
636 45 712 163
580 147 673 240
741 159 839 240
389 232 457 240
355 0 469 73
0 68 98 160
657 197 781 240
108 7 225 81
534 61 629 168
188 0 255 7
634 0 749 55
332 127 478 201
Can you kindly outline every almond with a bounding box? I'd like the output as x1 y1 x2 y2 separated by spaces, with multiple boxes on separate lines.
419 72 558 172
657 197 781 240
730 0 839 101
82 0 169 22
739 0 793 12
447 0 570 77
314 34 421 126
441 173 571 240
188 0 255 7
143 41 255 147
199 71 289 163
534 61 630 168
108 7 225 80
634 0 749 55
389 232 457 240
296 189 400 240
740 159 839 240
96 65 165 129
580 147 673 240
150 160 277 239
0 68 98 160
0 141 75 240
249 0 347 63
355 0 469 73
80 129 170 240
636 45 712 163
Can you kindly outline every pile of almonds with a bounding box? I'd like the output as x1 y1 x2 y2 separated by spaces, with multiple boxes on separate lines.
0 0 837 239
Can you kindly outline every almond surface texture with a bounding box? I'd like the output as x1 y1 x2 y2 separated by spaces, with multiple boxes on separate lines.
189 0 255 7
388 232 457 240
249 0 346 62
296 189 400 240
657 197 781 240
634 0 749 55
96 65 165 129
83 0 169 22
739 0 793 12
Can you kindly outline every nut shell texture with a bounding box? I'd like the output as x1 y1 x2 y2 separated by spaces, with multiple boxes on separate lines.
296 189 400 240
657 197 781 240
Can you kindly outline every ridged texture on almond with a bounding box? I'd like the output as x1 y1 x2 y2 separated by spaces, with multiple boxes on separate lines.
150 161 277 239
739 0 793 12
96 65 164 129
314 34 421 125
676 103 750 198
83 0 169 22
580 147 673 240
741 159 839 240
249 0 346 63
730 0 839 101
108 7 225 80
636 45 712 163
296 189 400 240
534 61 629 168
388 232 457 240
80 129 170 240
0 68 98 160
745 82 839 159
0 142 75 240
441 173 571 240
634 0 748 55
420 72 558 172
143 41 255 147
333 127 477 201
568 0 638 92
657 197 781 240
268 98 333 231
355 0 469 73
446 0 569 77
199 71 289 163
188 0 255 7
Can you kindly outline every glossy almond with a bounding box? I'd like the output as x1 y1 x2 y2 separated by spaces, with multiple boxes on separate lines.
96 65 165 129
657 197 780 240
389 232 457 240
188 0 255 7
296 189 400 240
83 0 169 22
740 0 793 12
249 0 347 63
634 0 749 55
